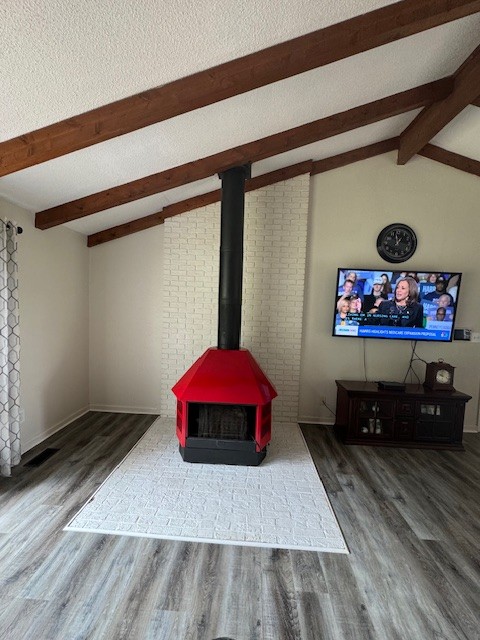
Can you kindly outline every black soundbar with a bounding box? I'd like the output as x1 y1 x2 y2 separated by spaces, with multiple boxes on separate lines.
377 381 406 392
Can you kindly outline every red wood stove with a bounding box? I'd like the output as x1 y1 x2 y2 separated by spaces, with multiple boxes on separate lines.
172 165 277 465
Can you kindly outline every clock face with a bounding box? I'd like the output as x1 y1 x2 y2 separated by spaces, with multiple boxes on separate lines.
424 361 454 390
436 369 451 384
376 223 417 263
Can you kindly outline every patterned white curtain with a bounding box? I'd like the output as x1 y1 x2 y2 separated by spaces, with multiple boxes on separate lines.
0 221 21 476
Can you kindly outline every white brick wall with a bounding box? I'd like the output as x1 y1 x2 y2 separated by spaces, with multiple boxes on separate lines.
160 174 309 422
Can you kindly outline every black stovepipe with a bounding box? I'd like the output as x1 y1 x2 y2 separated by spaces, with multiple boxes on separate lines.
217 164 251 350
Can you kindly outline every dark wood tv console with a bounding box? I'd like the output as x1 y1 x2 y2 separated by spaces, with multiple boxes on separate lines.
335 380 471 450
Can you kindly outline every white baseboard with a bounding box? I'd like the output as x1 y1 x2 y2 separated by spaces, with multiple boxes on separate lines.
89 404 160 415
464 425 479 433
297 416 335 426
22 406 90 453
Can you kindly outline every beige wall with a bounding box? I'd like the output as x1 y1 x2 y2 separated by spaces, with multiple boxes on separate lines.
89 227 165 413
0 198 89 451
299 152 480 431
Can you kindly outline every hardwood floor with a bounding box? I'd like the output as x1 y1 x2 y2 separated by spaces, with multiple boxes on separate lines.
0 412 479 639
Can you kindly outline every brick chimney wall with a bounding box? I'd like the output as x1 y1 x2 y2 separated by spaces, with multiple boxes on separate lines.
160 174 309 422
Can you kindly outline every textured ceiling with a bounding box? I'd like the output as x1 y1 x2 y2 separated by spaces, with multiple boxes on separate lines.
1 0 479 238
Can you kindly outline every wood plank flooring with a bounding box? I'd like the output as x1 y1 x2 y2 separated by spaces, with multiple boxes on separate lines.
0 412 479 639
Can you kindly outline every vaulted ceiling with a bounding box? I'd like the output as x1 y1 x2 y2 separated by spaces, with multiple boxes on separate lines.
1 0 479 246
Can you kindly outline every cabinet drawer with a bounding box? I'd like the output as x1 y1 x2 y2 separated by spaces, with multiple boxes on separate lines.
396 400 415 417
394 419 414 440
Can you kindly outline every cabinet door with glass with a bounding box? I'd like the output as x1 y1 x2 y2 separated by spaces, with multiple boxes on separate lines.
356 398 394 439
415 402 456 443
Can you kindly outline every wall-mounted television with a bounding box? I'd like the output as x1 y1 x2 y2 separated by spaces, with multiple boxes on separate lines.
332 269 462 342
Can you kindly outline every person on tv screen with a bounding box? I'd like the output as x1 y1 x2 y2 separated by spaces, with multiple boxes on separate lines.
427 304 452 323
346 294 364 324
437 293 454 309
335 297 350 326
380 273 392 296
348 294 362 314
421 275 447 302
337 278 355 299
363 276 387 312
337 276 363 301
446 274 460 302
376 277 424 328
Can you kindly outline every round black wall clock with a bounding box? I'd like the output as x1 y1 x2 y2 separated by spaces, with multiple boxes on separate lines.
376 223 417 263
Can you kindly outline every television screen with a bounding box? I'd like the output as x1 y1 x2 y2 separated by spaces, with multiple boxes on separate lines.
332 269 462 342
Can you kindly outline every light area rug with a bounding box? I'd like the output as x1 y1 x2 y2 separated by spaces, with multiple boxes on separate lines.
65 418 348 553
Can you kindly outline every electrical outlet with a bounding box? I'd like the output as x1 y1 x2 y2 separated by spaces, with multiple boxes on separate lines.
454 328 471 341
471 332 480 343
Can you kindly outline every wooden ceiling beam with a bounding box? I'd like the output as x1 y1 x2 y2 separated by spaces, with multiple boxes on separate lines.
418 144 480 177
87 161 313 246
311 138 398 175
35 78 452 230
398 44 480 164
1 0 479 178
